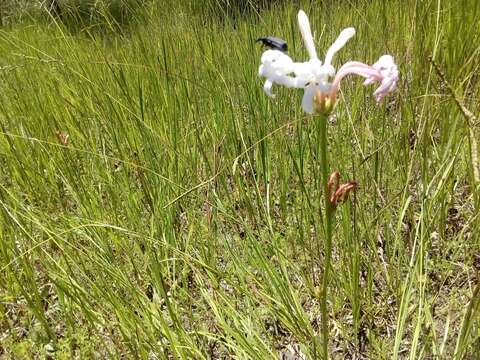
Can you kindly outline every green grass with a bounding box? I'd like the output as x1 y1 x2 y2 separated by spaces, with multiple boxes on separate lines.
1 0 479 358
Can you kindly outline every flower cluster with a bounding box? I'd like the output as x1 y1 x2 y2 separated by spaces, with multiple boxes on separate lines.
258 10 399 114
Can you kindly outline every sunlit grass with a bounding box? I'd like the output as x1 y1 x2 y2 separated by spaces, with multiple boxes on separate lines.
0 0 479 358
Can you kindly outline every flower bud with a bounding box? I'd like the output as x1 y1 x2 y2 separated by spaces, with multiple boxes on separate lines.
313 89 336 115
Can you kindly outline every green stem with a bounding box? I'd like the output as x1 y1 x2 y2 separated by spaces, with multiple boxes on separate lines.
318 113 334 360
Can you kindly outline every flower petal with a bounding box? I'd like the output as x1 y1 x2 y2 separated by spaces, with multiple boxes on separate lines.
301 82 322 114
371 55 399 102
373 75 398 102
292 59 320 80
298 10 318 60
263 79 274 97
259 49 315 97
259 50 294 77
324 27 355 66
332 61 382 89
332 56 398 102
262 74 309 97
274 74 309 88
372 55 396 69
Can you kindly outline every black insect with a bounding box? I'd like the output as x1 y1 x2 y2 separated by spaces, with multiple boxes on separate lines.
256 36 288 52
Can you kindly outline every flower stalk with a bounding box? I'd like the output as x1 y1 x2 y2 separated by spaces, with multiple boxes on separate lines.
317 112 333 359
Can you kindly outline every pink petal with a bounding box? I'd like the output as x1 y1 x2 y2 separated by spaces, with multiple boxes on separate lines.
332 61 381 90
332 56 398 102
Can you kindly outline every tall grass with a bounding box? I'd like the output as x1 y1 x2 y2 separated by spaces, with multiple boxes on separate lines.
1 0 479 358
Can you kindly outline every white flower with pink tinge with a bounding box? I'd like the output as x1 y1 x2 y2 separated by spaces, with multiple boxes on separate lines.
258 10 399 114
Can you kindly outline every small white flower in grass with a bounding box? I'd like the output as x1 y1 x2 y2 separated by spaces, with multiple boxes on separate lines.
258 10 399 114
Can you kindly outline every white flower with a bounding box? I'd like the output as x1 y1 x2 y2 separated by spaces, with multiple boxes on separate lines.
258 50 305 97
258 10 399 114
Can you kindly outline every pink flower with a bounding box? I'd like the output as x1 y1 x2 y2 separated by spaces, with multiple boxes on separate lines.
332 55 399 103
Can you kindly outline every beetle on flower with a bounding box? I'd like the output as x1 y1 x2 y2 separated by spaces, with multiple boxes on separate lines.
258 10 399 114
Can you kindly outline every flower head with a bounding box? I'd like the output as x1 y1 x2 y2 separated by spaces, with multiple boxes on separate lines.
258 10 399 114
333 55 399 102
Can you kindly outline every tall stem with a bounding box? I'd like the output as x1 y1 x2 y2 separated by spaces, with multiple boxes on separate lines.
318 113 334 359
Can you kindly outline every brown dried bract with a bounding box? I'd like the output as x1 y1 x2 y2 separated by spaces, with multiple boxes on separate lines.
55 131 69 146
327 171 357 209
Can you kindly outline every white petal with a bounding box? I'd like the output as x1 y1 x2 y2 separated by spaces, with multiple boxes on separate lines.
292 59 319 79
292 62 311 77
298 10 318 60
275 54 295 71
260 49 280 63
260 50 294 69
258 64 266 76
314 64 335 79
302 83 322 114
324 27 355 66
273 74 309 88
373 55 395 69
259 50 295 78
264 80 275 97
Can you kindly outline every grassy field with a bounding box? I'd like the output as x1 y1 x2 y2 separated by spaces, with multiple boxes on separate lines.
1 0 479 358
